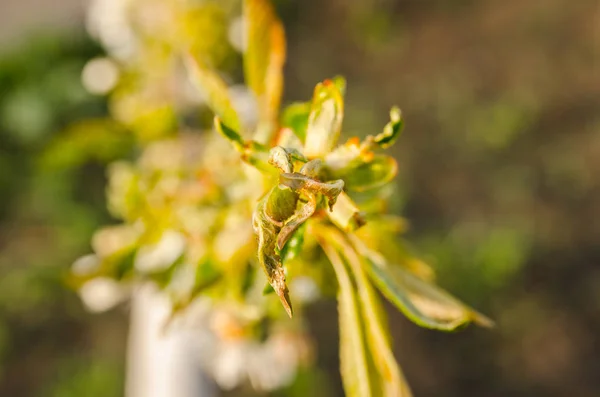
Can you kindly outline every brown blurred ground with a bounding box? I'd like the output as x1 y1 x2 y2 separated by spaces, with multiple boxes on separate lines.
283 1 599 396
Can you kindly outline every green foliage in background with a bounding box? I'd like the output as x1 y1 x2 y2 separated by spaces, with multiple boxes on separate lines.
0 33 125 396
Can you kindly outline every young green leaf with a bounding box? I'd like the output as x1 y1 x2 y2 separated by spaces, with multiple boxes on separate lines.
304 78 345 158
373 107 403 149
350 236 494 331
184 54 241 131
214 117 273 172
214 116 245 149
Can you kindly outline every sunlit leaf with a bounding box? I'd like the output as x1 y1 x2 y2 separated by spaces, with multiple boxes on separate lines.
304 78 345 158
320 241 374 397
178 4 232 68
328 230 412 397
185 54 241 131
244 0 286 132
263 19 286 123
327 192 366 232
350 236 494 331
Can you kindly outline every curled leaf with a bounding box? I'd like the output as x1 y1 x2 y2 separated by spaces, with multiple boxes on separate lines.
269 146 294 173
299 158 325 179
253 195 293 317
279 173 344 210
277 193 316 251
265 184 299 224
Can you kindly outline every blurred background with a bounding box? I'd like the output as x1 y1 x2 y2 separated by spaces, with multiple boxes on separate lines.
0 0 598 396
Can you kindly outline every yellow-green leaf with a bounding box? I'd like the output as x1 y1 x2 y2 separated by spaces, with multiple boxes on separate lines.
214 117 273 172
351 236 493 331
244 0 286 129
329 231 412 397
214 116 244 148
373 107 404 149
327 192 366 232
185 54 241 131
320 241 374 397
304 78 345 158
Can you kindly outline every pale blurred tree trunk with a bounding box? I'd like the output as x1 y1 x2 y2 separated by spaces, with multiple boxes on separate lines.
125 285 216 397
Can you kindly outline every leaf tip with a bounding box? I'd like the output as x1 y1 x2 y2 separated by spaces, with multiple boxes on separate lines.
472 311 495 328
277 287 294 318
